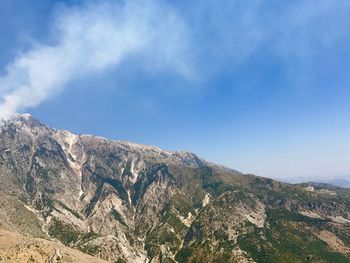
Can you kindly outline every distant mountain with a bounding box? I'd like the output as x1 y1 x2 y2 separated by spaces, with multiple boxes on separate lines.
0 114 349 263
324 178 350 188
280 176 350 189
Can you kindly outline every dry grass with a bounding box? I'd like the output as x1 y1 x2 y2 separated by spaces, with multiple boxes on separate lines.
0 228 108 263
318 230 350 254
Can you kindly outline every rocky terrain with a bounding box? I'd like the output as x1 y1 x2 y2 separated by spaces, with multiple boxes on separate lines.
0 114 349 262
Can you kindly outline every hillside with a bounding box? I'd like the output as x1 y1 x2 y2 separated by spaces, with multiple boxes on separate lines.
0 114 349 262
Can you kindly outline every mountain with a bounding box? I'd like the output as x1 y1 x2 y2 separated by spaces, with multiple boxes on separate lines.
278 177 350 189
0 114 349 263
313 178 350 189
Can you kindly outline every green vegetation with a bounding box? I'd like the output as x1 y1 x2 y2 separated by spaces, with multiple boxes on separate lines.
48 218 102 257
111 208 128 227
237 209 350 263
144 205 190 260
48 218 81 246
175 247 192 262
79 231 98 244
267 208 330 227
80 244 100 255
56 200 82 219
145 225 182 259
170 193 195 216
161 206 187 233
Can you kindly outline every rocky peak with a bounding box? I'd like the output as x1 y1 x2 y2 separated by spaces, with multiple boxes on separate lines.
0 113 50 136
2 114 204 168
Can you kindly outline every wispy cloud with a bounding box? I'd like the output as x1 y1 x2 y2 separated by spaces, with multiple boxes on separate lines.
1 0 350 119
188 0 350 71
0 0 192 119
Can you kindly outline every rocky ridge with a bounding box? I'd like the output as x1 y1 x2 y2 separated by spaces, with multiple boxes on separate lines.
0 114 349 262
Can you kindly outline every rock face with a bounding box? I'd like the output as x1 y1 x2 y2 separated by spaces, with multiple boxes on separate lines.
0 114 350 263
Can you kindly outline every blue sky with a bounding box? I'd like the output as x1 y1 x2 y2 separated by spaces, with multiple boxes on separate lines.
1 0 350 181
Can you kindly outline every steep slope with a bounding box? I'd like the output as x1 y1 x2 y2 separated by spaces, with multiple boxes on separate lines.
0 114 349 262
0 227 108 263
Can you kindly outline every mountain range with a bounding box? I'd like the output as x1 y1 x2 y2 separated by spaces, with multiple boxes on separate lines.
0 114 349 262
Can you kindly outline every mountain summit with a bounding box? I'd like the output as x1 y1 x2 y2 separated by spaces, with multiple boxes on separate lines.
0 115 349 262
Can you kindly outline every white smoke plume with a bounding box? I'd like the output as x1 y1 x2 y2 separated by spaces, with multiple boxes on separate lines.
0 0 192 119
